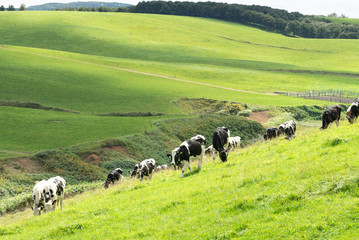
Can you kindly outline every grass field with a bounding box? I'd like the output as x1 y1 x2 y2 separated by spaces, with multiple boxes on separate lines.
0 11 357 164
1 121 359 239
0 106 185 155
1 11 359 238
1 12 359 106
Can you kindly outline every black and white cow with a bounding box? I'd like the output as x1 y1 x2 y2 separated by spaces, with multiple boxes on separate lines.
347 102 359 124
278 120 296 140
212 127 230 162
32 180 49 216
47 176 66 211
228 136 241 151
129 163 140 179
137 158 156 181
155 164 169 172
104 168 123 188
264 127 278 140
320 105 342 130
170 135 206 177
204 145 213 157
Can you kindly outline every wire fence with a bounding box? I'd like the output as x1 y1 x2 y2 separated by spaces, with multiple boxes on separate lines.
275 90 359 104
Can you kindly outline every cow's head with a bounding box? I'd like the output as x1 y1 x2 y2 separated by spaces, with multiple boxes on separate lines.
168 148 181 167
32 205 42 216
219 149 228 162
44 201 53 212
347 115 355 124
137 165 149 181
263 133 268 140
277 126 285 135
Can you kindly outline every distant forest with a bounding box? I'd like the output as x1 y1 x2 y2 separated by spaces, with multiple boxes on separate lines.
130 1 359 39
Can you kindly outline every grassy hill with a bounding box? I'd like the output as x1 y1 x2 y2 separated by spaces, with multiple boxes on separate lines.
1 11 359 238
1 11 348 154
1 121 359 239
1 12 358 97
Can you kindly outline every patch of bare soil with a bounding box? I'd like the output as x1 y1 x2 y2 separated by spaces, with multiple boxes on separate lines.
85 154 101 165
5 158 42 173
247 111 272 124
103 145 136 159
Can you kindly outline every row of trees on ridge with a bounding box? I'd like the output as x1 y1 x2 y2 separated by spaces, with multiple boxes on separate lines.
131 1 359 39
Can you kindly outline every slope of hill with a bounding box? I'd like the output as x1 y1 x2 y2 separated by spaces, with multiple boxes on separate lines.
27 2 132 11
0 12 358 95
2 121 359 239
1 11 358 155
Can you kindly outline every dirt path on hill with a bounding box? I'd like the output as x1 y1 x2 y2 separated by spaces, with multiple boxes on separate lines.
0 45 275 96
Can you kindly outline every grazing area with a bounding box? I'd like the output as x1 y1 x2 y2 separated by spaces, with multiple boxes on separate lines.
1 9 359 239
2 122 359 239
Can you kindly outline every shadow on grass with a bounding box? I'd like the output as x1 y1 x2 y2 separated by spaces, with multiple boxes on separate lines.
183 168 201 178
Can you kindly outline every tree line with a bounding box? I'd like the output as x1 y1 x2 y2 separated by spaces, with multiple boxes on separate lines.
55 6 129 12
0 4 26 11
131 1 359 39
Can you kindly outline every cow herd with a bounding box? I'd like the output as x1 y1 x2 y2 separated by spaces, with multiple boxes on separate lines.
264 101 359 142
31 100 359 216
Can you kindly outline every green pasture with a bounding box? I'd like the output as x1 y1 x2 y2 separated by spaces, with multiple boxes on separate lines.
0 45 326 116
0 106 181 154
2 121 359 239
327 17 359 25
0 12 358 100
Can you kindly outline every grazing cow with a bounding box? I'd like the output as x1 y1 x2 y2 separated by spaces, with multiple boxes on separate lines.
171 136 206 177
32 180 49 216
347 102 359 124
212 127 230 162
320 105 342 130
104 168 123 188
228 136 241 151
155 164 169 172
278 120 296 140
129 163 140 179
137 158 156 181
204 145 213 158
47 176 66 211
264 127 278 140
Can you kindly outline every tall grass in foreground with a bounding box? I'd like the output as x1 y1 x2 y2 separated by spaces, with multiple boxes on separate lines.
2 122 359 239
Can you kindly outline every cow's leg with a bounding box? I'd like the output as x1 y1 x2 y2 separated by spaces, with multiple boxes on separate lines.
181 161 189 177
336 119 340 127
212 148 216 163
60 196 63 210
198 146 204 168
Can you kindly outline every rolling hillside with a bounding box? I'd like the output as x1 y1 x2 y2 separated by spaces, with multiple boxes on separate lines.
1 11 359 238
2 11 352 154
1 121 359 239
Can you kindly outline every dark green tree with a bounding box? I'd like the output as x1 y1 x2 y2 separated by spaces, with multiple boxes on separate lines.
7 5 15 11
19 3 26 11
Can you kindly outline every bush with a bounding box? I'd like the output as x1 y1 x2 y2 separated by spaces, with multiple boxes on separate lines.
238 109 252 117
